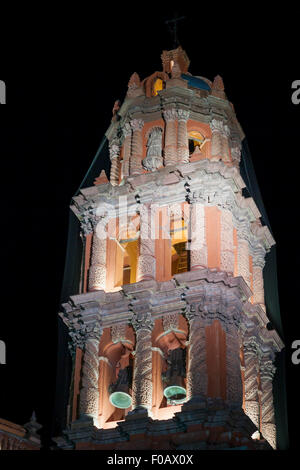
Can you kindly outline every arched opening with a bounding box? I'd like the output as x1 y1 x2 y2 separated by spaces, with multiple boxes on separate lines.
188 130 204 156
170 217 189 275
99 329 135 427
152 78 164 96
114 238 139 287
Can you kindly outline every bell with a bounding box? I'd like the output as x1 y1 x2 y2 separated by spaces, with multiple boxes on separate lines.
109 366 132 409
162 347 187 405
163 373 186 405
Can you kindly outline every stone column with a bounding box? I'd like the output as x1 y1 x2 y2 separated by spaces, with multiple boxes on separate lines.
237 236 251 289
177 109 190 163
185 304 207 401
121 122 132 178
210 119 230 162
109 141 120 186
230 145 241 168
137 204 156 281
260 358 276 449
79 325 102 425
190 203 207 270
220 209 235 275
163 108 178 166
226 325 243 406
243 340 260 431
252 250 266 311
130 118 144 175
88 220 107 291
130 311 154 414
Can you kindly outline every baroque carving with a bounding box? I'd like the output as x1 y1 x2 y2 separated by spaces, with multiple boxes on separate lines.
137 204 156 281
220 209 234 274
130 312 154 411
130 119 144 175
111 323 127 343
186 314 207 399
190 203 207 269
131 311 154 333
163 312 179 332
142 127 163 171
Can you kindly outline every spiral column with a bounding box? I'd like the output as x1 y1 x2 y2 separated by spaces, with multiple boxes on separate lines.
163 108 177 166
130 311 154 414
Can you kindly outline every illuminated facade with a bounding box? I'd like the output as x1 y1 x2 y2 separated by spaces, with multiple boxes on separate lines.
56 47 284 450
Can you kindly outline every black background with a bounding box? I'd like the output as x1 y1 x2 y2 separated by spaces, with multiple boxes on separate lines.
0 6 299 454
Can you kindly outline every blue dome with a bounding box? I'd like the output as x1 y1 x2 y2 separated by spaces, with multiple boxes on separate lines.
181 74 211 91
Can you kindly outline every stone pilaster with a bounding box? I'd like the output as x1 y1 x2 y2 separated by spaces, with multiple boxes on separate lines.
220 209 234 275
163 108 178 166
137 204 156 281
190 203 207 270
79 325 102 425
260 358 276 449
243 340 260 430
130 311 154 413
109 141 120 186
237 237 251 289
252 255 265 310
88 221 107 291
210 119 230 162
185 304 207 401
230 145 241 168
121 122 132 178
130 118 144 175
177 109 190 163
226 329 243 406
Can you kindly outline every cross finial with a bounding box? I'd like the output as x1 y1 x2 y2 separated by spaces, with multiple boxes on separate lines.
165 12 186 49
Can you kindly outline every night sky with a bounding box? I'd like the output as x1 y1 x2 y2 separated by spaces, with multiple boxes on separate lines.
0 7 299 452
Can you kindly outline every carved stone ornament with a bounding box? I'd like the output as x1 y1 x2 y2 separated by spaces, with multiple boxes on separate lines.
122 121 132 138
111 323 127 343
130 118 144 132
177 109 190 122
109 142 120 160
210 118 230 137
142 127 163 171
131 311 154 332
163 108 177 122
80 211 99 236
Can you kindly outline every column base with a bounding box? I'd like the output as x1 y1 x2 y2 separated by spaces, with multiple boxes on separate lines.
70 415 98 430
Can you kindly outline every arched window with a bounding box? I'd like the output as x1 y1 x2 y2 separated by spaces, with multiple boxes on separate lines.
188 130 204 155
170 216 189 275
114 237 139 287
153 78 164 96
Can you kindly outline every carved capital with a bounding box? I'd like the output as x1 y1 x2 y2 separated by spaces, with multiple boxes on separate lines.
130 118 144 132
210 118 230 137
109 142 120 160
122 122 132 138
163 108 177 122
231 146 241 163
80 212 99 236
177 109 190 122
131 311 154 333
260 359 276 381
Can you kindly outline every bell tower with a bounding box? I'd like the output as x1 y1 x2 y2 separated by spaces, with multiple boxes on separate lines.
56 46 284 450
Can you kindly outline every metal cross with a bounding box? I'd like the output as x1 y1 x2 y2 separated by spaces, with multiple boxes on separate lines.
165 13 186 48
